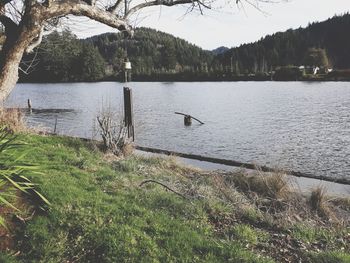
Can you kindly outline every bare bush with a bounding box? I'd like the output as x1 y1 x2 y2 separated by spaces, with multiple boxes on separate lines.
96 106 133 156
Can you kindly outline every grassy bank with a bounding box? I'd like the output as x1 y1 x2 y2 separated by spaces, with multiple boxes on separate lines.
0 133 349 262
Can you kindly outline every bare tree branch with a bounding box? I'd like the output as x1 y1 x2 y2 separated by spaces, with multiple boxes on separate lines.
44 1 133 35
107 0 124 14
126 0 205 18
19 49 40 75
139 180 189 199
26 25 44 53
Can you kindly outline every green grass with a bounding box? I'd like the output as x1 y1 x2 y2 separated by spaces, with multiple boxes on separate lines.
291 224 350 262
291 224 338 244
1 134 274 263
0 253 19 263
227 224 259 245
306 251 350 263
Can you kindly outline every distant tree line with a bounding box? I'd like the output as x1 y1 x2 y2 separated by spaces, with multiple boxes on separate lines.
20 13 350 82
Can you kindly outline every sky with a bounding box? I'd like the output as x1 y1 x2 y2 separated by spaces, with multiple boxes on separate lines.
72 0 350 50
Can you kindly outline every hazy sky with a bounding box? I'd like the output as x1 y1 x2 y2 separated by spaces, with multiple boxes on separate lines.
73 0 350 50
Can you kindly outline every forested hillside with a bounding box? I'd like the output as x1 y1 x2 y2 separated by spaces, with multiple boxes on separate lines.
85 28 214 79
215 13 350 74
20 28 214 82
20 13 350 82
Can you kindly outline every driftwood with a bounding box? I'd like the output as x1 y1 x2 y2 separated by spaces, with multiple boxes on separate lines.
139 179 188 199
135 146 350 186
175 112 204 125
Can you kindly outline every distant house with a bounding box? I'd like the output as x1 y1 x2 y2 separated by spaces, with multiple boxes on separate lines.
299 66 306 75
299 65 332 75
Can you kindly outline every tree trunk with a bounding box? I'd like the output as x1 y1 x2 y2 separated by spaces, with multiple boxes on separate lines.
0 11 41 102
0 39 27 102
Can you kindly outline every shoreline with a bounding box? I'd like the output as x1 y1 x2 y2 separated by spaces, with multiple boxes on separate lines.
18 78 350 84
28 132 350 196
135 148 350 196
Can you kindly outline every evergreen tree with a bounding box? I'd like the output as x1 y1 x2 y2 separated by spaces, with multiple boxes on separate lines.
78 44 106 81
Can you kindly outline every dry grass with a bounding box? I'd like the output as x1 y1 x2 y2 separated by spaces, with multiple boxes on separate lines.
309 186 332 218
0 108 26 132
330 197 350 212
214 170 329 227
109 154 348 228
155 155 200 175
211 174 250 206
256 171 290 200
121 142 134 157
225 170 290 200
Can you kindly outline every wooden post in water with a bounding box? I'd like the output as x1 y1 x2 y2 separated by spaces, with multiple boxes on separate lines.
54 115 58 134
184 115 192 126
27 99 32 113
175 112 204 126
123 41 133 140
123 87 134 141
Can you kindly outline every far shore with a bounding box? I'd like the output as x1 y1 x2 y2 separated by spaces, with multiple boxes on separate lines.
17 78 350 84
18 73 350 84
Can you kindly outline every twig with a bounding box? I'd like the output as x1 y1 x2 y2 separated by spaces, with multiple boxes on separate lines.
14 210 35 224
139 179 188 199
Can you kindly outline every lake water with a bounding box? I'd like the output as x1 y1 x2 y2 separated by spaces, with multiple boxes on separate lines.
6 81 350 181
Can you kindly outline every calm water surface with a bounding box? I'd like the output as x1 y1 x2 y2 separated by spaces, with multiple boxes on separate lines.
6 82 350 180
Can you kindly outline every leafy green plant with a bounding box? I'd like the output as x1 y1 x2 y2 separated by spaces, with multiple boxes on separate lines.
0 127 49 227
